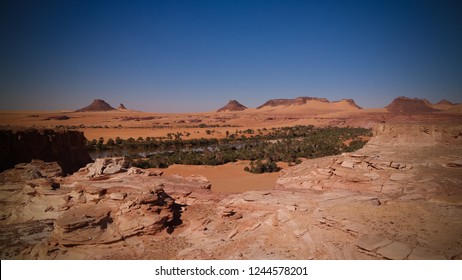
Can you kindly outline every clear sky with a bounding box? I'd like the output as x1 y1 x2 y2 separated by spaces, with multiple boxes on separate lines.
1 0 461 112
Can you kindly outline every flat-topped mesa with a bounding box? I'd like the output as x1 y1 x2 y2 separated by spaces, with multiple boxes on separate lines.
75 99 116 112
385 96 439 113
256 96 361 109
217 100 248 112
257 97 328 109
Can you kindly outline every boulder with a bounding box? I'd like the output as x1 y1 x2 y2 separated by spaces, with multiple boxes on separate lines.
127 167 144 175
87 157 128 177
52 205 121 245
185 175 212 189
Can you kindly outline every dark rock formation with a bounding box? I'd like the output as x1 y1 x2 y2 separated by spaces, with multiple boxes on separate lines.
0 128 92 174
257 96 330 109
385 96 439 113
75 99 115 112
436 99 455 106
117 103 127 110
217 100 248 112
333 98 363 109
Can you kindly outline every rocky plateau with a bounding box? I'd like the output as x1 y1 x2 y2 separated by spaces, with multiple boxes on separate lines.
0 123 461 260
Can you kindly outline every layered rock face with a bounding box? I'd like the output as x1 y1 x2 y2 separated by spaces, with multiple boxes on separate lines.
0 129 92 174
256 96 362 109
0 158 216 259
257 97 329 108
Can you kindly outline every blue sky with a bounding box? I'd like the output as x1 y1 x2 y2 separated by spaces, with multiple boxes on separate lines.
1 0 461 112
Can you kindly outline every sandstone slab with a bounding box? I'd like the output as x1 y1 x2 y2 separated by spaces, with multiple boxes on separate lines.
356 235 392 251
376 242 412 260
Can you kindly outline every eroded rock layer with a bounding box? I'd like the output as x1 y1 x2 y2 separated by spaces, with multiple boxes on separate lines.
0 128 92 174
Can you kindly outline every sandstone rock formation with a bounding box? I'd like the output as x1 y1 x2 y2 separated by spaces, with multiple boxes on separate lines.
217 100 248 112
75 99 116 112
117 103 127 110
385 96 439 113
256 96 362 110
0 158 219 259
0 128 92 174
86 157 128 177
257 97 329 108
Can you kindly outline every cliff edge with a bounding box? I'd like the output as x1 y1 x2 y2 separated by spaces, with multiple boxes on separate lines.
0 128 92 174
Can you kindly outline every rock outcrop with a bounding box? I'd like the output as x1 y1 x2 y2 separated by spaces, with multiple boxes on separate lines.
257 97 329 108
217 100 247 112
385 96 439 113
0 128 92 174
86 157 128 177
256 96 361 109
117 103 127 110
75 99 115 112
0 158 217 259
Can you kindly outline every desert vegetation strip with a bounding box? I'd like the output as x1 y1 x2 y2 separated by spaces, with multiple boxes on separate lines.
86 125 371 173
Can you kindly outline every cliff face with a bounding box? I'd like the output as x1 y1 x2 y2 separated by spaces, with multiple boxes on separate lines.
256 96 361 109
257 97 329 108
0 128 92 174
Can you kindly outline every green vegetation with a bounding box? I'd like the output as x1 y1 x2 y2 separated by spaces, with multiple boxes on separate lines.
87 125 372 173
244 159 280 174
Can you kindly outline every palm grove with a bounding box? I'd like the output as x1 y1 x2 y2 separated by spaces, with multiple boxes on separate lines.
86 125 371 173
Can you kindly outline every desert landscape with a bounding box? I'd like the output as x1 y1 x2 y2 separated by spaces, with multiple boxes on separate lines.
1 96 461 259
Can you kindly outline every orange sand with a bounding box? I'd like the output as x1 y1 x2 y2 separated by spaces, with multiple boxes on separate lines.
163 161 289 193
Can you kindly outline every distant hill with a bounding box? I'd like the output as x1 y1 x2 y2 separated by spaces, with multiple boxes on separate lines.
385 97 439 113
436 99 455 106
117 103 127 110
332 98 362 109
217 100 248 112
256 96 361 110
76 99 116 112
257 97 329 109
